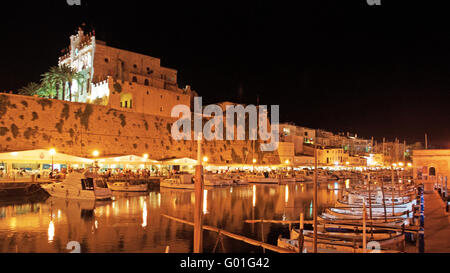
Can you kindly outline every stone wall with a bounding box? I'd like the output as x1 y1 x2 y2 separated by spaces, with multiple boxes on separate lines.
0 94 281 164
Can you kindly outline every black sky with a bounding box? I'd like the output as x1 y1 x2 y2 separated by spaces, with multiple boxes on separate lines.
1 0 450 147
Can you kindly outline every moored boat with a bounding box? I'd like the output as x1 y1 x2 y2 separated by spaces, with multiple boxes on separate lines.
40 171 112 201
160 174 195 189
106 181 148 192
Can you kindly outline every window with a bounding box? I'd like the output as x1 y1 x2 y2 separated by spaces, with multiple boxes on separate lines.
104 58 109 63
160 95 163 99
132 76 137 83
133 64 137 69
144 79 149 86
120 93 133 109
147 91 149 95
160 107 164 112
177 96 180 101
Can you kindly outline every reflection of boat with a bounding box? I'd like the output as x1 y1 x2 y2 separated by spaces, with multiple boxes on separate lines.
106 181 148 192
0 183 45 197
41 172 112 201
160 174 195 189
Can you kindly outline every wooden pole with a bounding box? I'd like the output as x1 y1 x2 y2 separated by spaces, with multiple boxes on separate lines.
313 144 318 253
363 201 367 253
368 175 374 237
391 167 395 216
380 178 388 222
162 214 296 253
194 134 204 253
299 213 304 253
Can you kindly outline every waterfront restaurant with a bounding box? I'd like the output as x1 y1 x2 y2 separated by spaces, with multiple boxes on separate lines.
0 149 94 178
96 155 159 171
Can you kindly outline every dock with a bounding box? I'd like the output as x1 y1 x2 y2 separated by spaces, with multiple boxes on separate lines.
422 180 450 252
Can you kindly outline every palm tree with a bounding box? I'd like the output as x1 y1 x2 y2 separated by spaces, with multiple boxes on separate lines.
17 82 41 96
41 66 64 99
60 64 83 102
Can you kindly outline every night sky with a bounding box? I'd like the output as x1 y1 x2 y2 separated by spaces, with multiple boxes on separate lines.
1 1 450 147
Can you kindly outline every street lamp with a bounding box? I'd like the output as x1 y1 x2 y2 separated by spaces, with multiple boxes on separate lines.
143 154 149 170
92 150 100 171
203 156 208 163
49 148 56 173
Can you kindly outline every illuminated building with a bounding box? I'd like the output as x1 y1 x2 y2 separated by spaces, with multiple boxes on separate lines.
58 27 196 118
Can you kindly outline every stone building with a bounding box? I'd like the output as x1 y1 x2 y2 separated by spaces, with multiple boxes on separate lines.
413 150 450 180
58 28 195 118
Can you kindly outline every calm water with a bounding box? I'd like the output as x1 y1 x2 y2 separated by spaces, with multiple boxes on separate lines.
0 181 348 253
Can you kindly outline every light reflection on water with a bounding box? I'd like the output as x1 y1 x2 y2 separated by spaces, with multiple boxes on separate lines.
0 181 346 253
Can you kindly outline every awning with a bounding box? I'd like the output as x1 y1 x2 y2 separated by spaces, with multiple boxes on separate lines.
96 155 159 165
160 157 198 165
0 149 94 164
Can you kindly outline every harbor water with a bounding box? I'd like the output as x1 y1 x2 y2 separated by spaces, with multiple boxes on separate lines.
0 181 348 253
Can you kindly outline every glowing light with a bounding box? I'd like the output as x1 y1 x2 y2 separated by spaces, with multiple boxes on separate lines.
203 189 208 214
48 221 55 242
203 156 209 163
92 150 100 157
346 162 350 165
407 163 412 167
285 185 289 203
345 179 350 189
143 154 149 159
252 185 256 207
142 202 147 228
49 148 56 156
95 220 98 229
253 159 257 164
10 152 18 156
392 163 397 167
285 160 290 165
398 162 404 167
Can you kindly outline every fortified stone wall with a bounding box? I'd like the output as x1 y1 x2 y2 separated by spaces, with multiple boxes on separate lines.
0 94 281 164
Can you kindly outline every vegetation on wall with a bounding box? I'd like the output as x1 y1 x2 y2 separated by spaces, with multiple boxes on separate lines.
113 82 122 93
75 104 94 130
37 99 53 111
61 104 70 120
119 114 126 127
10 124 19 138
0 95 11 119
32 112 39 121
0 127 9 137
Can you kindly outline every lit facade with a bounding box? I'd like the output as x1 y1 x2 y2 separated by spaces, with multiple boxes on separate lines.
58 28 194 118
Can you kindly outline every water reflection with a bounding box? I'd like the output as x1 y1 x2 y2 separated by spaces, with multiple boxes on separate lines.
0 181 347 253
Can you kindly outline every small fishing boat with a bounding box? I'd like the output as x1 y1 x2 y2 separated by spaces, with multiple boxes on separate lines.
160 174 195 189
290 229 405 250
204 174 234 187
277 236 401 253
106 181 148 192
245 173 281 184
40 171 112 201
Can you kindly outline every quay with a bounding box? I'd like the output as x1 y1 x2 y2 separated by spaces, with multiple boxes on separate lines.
422 180 450 252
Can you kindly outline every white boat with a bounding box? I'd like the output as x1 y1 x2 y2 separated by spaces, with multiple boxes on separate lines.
245 173 281 184
41 171 112 201
160 174 195 189
106 181 148 192
204 174 232 187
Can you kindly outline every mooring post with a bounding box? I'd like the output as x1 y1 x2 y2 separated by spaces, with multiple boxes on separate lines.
194 134 204 253
299 213 304 253
418 185 425 253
